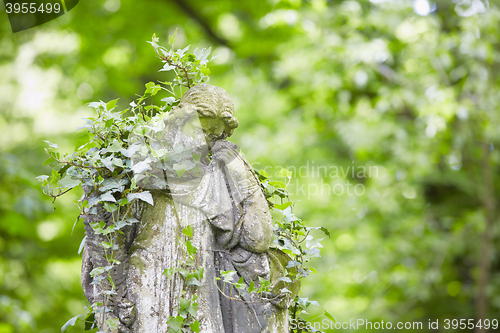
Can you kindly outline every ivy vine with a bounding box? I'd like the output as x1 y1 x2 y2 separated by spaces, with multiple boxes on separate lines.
38 31 330 333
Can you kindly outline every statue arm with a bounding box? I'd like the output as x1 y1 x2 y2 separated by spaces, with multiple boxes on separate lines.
212 142 273 253
238 184 273 253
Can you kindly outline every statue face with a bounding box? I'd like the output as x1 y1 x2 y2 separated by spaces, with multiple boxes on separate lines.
199 116 226 142
174 102 227 144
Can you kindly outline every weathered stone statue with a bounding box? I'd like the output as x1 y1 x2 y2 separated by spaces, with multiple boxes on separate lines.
81 84 296 332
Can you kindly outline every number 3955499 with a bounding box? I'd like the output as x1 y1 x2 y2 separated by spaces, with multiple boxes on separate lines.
5 2 61 14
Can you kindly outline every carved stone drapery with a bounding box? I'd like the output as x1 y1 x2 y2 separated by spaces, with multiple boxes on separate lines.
81 84 295 332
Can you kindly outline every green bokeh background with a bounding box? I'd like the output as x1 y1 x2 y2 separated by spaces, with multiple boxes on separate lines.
1 0 499 332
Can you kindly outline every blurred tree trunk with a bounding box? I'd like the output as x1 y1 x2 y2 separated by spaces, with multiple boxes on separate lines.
475 143 495 333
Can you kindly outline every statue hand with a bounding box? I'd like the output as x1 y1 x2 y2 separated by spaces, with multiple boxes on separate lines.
213 146 248 181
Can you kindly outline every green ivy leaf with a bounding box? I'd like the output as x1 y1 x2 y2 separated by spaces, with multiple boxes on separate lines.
277 168 293 178
106 98 119 111
200 65 210 76
61 314 82 332
324 310 336 323
187 301 198 317
100 178 128 193
274 202 293 211
103 202 118 212
145 82 161 96
43 140 59 149
247 280 256 293
107 140 122 153
59 175 80 190
190 320 200 333
75 133 90 151
161 97 177 104
127 191 154 206
78 236 86 254
182 225 193 238
178 297 190 311
42 157 57 166
269 181 286 189
100 191 116 203
187 277 201 287
186 240 197 256
168 28 178 46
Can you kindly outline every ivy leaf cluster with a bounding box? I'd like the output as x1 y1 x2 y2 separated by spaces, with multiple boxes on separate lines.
38 31 214 332
257 168 331 333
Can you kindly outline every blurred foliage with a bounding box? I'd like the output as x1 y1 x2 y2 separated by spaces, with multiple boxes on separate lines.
0 0 499 332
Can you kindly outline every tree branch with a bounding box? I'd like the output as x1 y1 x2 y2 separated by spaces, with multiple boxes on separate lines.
169 0 231 48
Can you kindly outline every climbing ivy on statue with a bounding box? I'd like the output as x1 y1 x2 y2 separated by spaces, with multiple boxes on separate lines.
38 32 328 333
38 31 214 332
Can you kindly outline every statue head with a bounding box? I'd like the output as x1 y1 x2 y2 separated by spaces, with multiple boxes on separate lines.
175 84 239 143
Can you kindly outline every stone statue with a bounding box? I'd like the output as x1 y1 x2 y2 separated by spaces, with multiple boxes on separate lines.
81 84 297 333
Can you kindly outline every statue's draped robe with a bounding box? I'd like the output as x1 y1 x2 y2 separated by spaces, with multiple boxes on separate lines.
82 110 290 333
125 141 288 332
124 105 290 333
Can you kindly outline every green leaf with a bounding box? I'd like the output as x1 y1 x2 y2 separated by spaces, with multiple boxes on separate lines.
43 140 59 149
42 157 57 166
200 65 210 76
58 175 80 190
161 97 177 104
100 178 128 193
221 270 237 283
100 191 116 202
269 181 286 189
320 226 331 238
168 28 178 45
186 240 197 256
103 202 118 212
258 169 270 178
178 296 190 311
274 202 293 211
78 236 86 255
145 82 161 95
84 311 96 330
75 133 90 151
127 191 154 206
61 314 82 332
160 63 176 72
190 320 200 333
187 277 201 286
235 276 246 290
105 118 114 128
107 140 122 153
258 277 271 293
247 280 256 293
100 241 112 249
277 168 293 178
182 225 193 238
187 301 198 317
175 168 185 178
324 310 336 323
106 98 119 111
